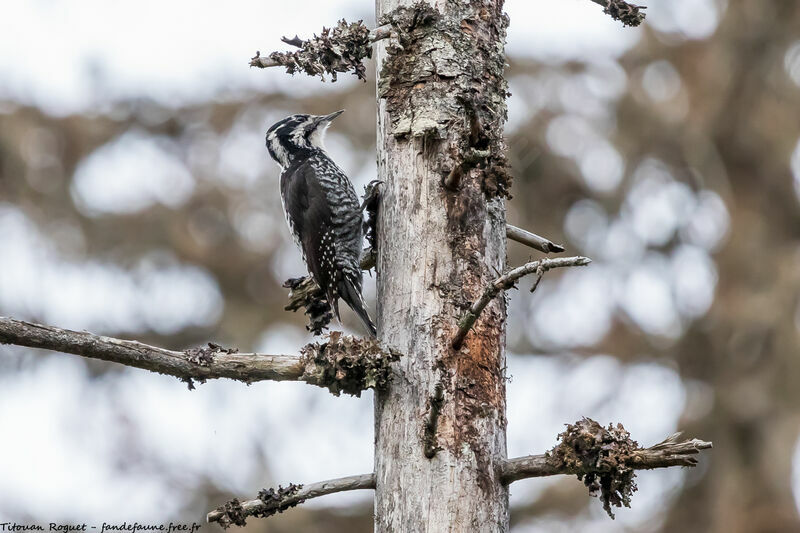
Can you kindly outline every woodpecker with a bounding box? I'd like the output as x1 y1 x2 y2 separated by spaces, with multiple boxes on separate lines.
266 110 377 337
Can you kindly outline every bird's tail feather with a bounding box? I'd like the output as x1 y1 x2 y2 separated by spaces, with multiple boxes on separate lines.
339 278 377 338
326 285 341 323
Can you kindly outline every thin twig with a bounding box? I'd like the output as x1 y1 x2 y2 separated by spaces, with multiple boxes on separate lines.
452 256 591 349
506 224 565 254
207 473 376 527
501 432 713 484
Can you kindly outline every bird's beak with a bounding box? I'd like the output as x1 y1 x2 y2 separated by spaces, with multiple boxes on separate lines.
317 110 344 124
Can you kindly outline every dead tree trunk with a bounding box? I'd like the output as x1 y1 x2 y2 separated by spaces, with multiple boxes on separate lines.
373 0 511 530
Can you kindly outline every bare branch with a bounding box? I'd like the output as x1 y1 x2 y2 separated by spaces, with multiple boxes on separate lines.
0 316 303 384
589 0 647 27
250 22 392 81
501 419 712 518
207 473 375 528
506 224 565 254
0 317 398 395
452 256 591 349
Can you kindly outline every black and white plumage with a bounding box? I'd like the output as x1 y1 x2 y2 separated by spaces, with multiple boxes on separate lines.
266 110 377 337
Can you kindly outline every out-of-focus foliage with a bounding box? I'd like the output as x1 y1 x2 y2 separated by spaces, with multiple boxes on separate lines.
1 1 800 532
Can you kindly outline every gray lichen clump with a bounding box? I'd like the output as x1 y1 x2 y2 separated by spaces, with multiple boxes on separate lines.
214 498 247 529
262 19 373 81
254 483 304 518
603 0 647 27
549 418 639 518
283 276 333 335
378 1 512 198
301 331 401 396
361 179 381 254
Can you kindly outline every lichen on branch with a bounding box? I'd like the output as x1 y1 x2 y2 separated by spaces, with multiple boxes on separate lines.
207 474 376 527
591 0 647 27
213 499 247 528
251 19 373 81
255 484 304 518
212 484 304 528
300 331 401 396
501 420 711 517
549 418 639 518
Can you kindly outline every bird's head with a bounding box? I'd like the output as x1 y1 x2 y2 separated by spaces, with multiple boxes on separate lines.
265 110 344 168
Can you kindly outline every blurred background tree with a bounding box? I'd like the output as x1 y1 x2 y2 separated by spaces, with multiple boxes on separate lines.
1 0 799 531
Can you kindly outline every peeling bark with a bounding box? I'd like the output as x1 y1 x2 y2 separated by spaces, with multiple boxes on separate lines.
374 0 510 530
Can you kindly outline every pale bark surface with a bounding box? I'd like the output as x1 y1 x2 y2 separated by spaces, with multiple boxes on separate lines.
373 0 510 530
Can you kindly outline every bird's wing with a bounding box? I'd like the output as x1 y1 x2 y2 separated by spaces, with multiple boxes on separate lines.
281 161 340 316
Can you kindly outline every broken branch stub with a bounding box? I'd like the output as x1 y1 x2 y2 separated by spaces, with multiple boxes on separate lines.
505 224 565 254
300 331 401 396
283 261 375 333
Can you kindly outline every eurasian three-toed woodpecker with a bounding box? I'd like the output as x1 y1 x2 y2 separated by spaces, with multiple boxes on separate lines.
266 110 376 337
